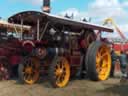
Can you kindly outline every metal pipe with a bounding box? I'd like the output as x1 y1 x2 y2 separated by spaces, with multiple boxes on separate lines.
47 48 65 57
39 22 49 41
37 19 40 41
20 19 23 40
35 47 66 59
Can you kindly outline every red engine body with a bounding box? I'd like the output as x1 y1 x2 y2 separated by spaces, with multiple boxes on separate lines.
0 38 24 66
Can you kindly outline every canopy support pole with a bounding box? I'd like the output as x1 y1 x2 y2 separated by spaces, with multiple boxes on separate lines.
39 22 49 41
20 19 23 40
37 19 40 41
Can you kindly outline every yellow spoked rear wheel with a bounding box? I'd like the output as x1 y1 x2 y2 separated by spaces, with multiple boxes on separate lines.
49 57 70 88
96 45 111 80
18 57 40 84
86 41 111 81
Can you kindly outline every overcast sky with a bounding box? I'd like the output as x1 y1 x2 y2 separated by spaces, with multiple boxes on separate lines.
0 0 128 38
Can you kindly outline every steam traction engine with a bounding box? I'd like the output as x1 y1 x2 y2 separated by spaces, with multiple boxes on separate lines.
0 20 31 80
8 11 113 88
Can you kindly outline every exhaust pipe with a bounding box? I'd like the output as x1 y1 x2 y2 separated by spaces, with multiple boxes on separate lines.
42 0 51 13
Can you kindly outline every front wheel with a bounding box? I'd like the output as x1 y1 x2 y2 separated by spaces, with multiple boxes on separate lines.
48 56 70 88
18 56 40 84
86 41 111 81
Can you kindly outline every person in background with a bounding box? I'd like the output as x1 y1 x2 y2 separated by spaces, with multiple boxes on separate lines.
119 50 128 81
110 49 118 77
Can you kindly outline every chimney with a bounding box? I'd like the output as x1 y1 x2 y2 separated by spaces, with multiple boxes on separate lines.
42 0 50 13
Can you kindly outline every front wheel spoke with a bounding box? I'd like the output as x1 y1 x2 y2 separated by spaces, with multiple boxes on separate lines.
96 62 100 68
55 70 59 76
59 62 63 69
99 48 104 54
24 73 29 80
97 52 101 58
27 74 32 80
62 73 65 80
56 75 61 83
56 64 61 70
63 70 66 75
100 69 106 75
61 64 64 69
98 67 102 72
102 63 107 68
96 67 100 72
57 61 61 66
24 68 28 73
96 58 101 64
60 75 64 82
61 60 66 68
25 74 30 80
101 53 107 59
63 67 66 73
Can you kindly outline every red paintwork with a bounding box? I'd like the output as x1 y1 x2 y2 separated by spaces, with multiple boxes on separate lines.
0 38 49 66
9 56 22 66
80 40 86 48
0 39 22 66
113 44 121 51
0 48 10 56
23 43 33 52
113 43 128 52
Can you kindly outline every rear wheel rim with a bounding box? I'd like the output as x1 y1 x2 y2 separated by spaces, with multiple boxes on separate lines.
96 45 111 80
55 58 70 87
23 57 39 84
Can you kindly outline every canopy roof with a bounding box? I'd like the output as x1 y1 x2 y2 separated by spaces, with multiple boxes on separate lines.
0 20 30 32
8 11 113 33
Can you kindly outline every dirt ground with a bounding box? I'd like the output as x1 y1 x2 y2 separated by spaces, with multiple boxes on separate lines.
0 77 128 96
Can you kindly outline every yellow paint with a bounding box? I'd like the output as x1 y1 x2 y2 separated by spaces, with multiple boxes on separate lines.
23 57 40 84
55 57 70 88
96 45 111 80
